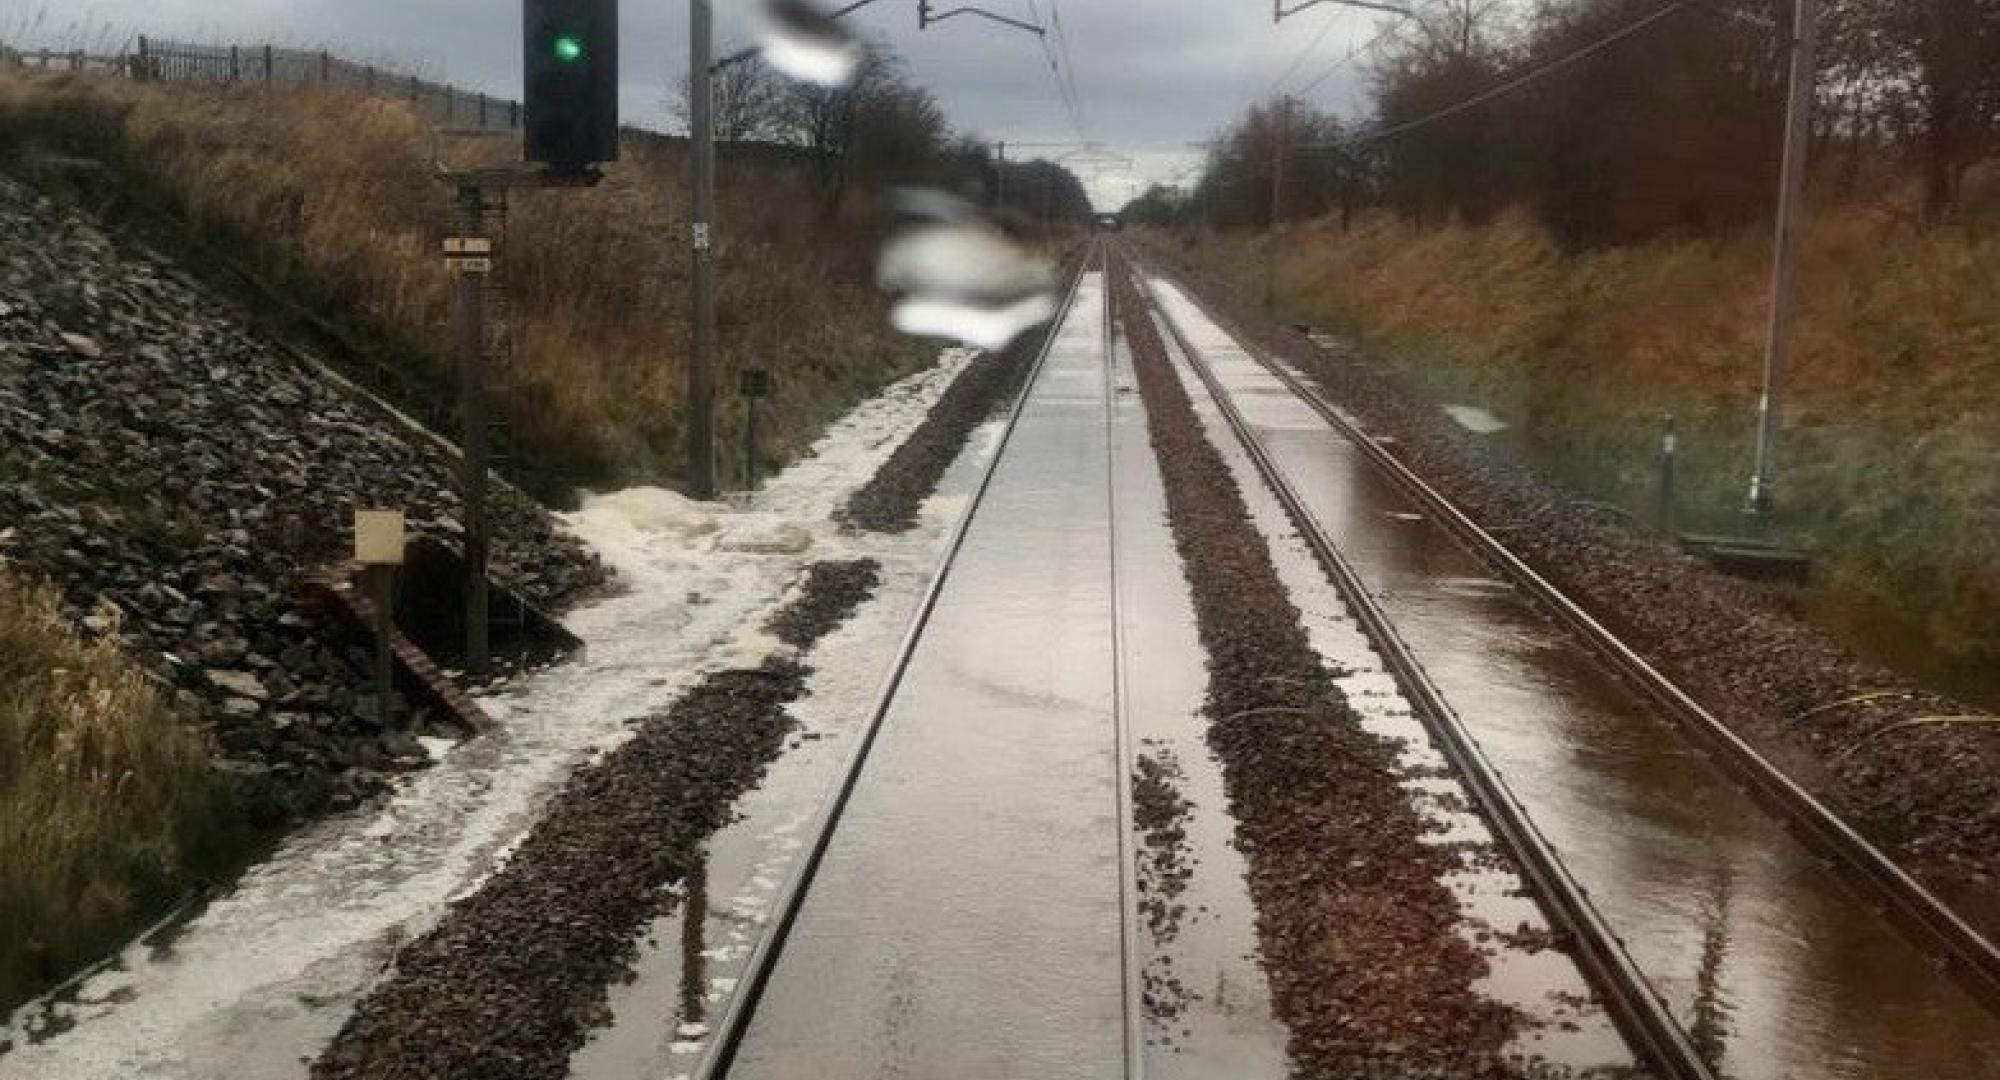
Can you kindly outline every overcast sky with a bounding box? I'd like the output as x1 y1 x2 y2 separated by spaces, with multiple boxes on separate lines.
10 0 1389 207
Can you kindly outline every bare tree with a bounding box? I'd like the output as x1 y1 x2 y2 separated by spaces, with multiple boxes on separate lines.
672 57 789 143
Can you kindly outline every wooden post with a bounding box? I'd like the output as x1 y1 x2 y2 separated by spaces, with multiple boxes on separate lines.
353 509 406 718
371 565 395 713
134 35 149 80
229 45 240 84
454 183 491 676
478 92 488 128
445 84 455 122
263 44 274 84
320 49 331 82
1266 95 1289 315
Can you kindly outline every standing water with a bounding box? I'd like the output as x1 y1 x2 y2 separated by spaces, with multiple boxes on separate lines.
1150 278 2000 1080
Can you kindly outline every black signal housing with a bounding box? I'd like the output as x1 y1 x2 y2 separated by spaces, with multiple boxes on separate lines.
524 0 619 173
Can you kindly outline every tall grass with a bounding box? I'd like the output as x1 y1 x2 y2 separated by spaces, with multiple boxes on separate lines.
0 70 931 497
0 568 225 1011
1154 179 2000 703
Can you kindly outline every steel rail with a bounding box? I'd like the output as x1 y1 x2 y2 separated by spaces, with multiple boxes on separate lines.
1130 260 1718 1080
691 250 1095 1080
1100 259 1148 1080
1151 265 2000 1016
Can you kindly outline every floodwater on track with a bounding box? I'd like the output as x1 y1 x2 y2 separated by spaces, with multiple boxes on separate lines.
724 272 1129 1080
1149 277 2000 1080
1107 327 1292 1079
567 415 1008 1079
1154 292 1633 1074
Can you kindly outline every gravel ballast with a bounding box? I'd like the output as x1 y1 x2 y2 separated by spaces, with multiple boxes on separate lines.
310 559 880 1080
1149 254 2000 924
1111 259 1538 1078
838 273 1072 533
0 174 603 819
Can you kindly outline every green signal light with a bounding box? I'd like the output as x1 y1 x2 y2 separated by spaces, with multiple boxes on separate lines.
552 34 585 63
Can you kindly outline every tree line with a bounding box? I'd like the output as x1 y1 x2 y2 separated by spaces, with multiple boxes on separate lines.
678 43 1093 228
1130 0 2000 248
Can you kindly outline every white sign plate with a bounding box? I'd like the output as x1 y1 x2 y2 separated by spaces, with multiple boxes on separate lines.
354 509 407 565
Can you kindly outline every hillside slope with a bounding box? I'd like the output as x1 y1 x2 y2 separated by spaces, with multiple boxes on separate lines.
0 71 934 498
0 171 601 1008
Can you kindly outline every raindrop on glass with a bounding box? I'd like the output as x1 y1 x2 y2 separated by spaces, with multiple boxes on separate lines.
757 0 863 87
877 190 1058 352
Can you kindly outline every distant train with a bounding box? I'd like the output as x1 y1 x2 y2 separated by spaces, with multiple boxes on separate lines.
1092 212 1123 232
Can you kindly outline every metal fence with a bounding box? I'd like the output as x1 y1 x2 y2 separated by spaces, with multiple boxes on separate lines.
2 37 522 134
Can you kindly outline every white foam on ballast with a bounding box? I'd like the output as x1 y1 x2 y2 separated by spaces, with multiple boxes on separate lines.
0 347 979 1080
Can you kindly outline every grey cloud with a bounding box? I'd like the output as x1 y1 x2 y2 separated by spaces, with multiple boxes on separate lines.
10 0 1386 204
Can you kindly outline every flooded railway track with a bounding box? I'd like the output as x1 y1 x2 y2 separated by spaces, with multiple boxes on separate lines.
1126 255 1712 1080
687 256 1148 1079
666 244 2000 1080
1128 251 2000 1079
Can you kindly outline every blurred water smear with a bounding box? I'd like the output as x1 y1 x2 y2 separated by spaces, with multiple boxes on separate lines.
877 195 1058 351
757 0 863 87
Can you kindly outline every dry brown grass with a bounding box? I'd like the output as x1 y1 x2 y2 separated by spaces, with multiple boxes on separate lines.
1156 180 2000 701
0 70 929 494
0 567 222 1010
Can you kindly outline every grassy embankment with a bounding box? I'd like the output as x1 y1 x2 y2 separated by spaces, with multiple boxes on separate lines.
1150 179 2000 704
0 70 937 500
0 569 232 1010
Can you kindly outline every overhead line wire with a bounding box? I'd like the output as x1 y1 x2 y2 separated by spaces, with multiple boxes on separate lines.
1266 7 1344 99
1297 21 1394 96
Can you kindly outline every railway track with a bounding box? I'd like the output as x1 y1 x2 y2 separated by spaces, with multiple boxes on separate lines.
688 251 1151 1080
679 244 1999 1080
1122 254 1714 1080
1128 254 2000 1018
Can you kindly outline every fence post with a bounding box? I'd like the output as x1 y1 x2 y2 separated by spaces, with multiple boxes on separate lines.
408 73 419 102
263 44 273 84
135 35 149 80
511 100 520 129
320 49 330 83
229 45 240 84
478 92 488 128
445 85 455 122
71 49 84 72
365 64 376 93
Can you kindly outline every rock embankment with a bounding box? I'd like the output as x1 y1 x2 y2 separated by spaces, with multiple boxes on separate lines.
0 174 603 819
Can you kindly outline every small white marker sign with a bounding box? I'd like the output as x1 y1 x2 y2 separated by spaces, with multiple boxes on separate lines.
444 237 494 274
354 509 407 565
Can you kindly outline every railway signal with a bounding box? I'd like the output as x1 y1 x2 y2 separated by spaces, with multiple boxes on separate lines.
524 0 620 174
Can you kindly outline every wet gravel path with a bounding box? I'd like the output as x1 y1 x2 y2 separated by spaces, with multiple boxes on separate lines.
1111 260 1542 1078
310 559 879 1080
1149 257 2000 924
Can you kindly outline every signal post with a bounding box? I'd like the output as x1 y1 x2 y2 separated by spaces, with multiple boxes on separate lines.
441 0 618 675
